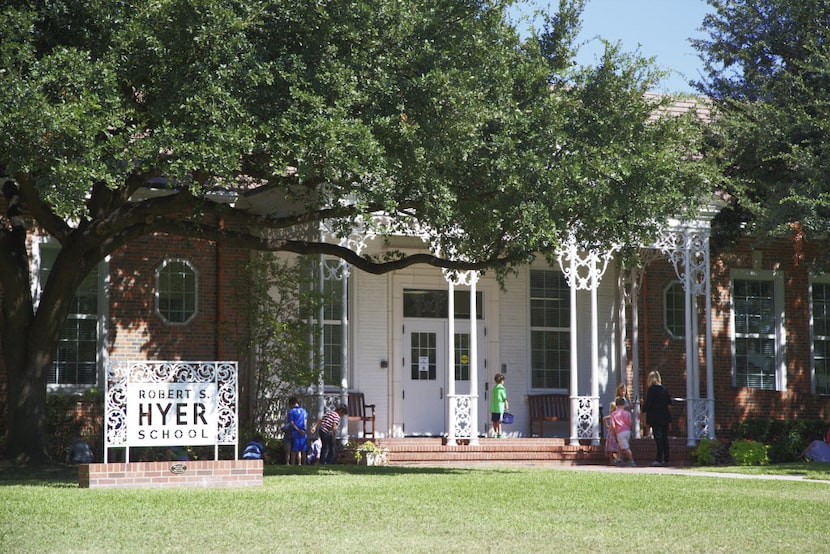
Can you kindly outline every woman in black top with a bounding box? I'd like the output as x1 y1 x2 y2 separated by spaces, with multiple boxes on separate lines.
642 370 672 466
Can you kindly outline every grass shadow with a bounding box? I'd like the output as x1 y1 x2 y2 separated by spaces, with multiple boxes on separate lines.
0 461 80 487
263 463 527 477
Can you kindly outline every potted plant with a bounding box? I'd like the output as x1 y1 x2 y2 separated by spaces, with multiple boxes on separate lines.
354 440 389 466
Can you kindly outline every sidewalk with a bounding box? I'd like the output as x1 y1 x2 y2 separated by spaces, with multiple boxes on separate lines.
518 462 830 482
395 460 830 482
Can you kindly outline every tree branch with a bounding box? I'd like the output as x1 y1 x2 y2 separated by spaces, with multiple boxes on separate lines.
149 218 527 274
15 177 72 243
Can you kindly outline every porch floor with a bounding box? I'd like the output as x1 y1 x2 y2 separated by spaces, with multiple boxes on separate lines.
367 437 693 467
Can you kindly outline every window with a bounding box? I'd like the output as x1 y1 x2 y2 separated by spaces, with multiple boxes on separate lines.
530 269 570 389
811 277 830 394
37 241 105 388
731 272 784 390
454 333 470 381
321 259 346 386
410 332 437 380
664 281 685 339
156 259 197 324
403 289 484 319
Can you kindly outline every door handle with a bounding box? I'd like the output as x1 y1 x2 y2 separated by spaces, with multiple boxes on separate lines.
440 387 443 399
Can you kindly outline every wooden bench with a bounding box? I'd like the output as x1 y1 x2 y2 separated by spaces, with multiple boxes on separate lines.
528 393 570 437
347 392 376 438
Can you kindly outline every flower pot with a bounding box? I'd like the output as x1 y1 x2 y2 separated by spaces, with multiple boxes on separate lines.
359 449 389 466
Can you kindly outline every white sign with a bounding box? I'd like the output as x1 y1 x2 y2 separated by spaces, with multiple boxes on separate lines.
127 383 218 446
105 361 238 463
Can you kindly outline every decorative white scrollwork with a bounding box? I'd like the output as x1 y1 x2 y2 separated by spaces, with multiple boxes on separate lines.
450 395 474 438
320 215 388 258
653 228 709 296
691 398 712 440
441 268 479 287
576 397 598 439
556 240 620 291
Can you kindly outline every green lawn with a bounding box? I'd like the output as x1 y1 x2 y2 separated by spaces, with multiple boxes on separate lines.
1 463 828 553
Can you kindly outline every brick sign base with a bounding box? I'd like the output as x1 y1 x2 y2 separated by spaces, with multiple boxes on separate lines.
78 460 263 489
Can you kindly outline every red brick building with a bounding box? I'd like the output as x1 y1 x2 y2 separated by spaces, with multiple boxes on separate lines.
2 215 829 448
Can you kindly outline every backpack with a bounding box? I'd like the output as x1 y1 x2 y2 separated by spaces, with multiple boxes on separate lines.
70 440 94 463
242 440 264 460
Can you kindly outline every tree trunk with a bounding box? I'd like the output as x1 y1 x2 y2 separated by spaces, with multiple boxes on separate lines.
1 185 91 463
5 345 51 465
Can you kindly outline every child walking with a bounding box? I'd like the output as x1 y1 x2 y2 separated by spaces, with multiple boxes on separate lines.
610 397 635 466
603 402 619 465
490 373 509 438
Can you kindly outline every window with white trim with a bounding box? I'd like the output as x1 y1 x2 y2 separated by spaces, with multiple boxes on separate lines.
810 276 830 395
320 259 348 386
155 259 197 324
37 241 106 388
664 281 685 339
731 271 784 390
530 269 570 390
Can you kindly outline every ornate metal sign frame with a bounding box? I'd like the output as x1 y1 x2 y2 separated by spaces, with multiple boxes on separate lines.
105 361 238 463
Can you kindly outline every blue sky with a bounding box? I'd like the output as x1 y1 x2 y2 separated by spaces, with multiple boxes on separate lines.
511 0 714 93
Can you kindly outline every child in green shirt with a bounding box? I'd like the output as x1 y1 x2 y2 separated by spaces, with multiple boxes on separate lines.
490 373 509 438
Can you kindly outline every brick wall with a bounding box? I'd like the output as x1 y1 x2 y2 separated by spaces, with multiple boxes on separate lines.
108 231 250 364
78 459 263 489
638 235 830 438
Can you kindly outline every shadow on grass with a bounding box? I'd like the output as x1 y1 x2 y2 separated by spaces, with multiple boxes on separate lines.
0 460 522 486
263 463 527 477
0 461 80 487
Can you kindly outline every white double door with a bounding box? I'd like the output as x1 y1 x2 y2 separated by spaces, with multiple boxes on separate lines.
402 319 486 436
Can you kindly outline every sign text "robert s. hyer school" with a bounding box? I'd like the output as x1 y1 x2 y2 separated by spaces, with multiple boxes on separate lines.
127 383 218 446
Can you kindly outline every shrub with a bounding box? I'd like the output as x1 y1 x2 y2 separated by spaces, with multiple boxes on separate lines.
693 437 719 466
733 417 827 463
729 439 769 466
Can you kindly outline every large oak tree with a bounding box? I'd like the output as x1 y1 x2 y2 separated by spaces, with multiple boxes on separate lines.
1 0 712 463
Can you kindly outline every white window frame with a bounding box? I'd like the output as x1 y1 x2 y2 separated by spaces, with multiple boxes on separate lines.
155 258 198 325
663 280 685 340
730 268 786 391
529 267 570 391
320 258 347 387
34 237 109 393
809 274 830 395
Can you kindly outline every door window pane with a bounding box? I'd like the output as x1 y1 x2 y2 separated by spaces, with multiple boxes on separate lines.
410 332 437 380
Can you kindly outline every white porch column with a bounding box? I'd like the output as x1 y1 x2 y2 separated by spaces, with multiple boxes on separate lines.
617 271 628 424
683 233 696 447
447 280 457 445
656 222 716 445
590 275 600 446
316 255 326 420
442 269 479 444
628 269 643 438
340 262 350 439
558 241 618 445
569 252 579 444
704 234 715 439
469 272 479 445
